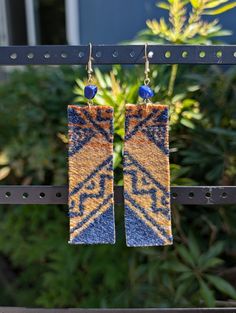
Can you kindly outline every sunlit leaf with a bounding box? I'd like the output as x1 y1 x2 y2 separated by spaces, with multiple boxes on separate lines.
0 152 9 165
0 166 10 180
157 2 170 10
204 2 236 14
180 118 195 129
204 0 228 9
190 0 199 8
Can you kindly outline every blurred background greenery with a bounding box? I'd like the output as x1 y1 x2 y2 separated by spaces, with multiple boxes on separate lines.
0 0 236 308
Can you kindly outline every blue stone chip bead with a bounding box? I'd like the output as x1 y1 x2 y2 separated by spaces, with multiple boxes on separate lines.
84 85 97 99
139 85 154 99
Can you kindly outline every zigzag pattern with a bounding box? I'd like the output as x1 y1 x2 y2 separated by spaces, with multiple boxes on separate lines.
124 104 173 247
68 105 115 245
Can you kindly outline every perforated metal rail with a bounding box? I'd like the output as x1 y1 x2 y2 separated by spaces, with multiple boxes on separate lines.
0 45 235 312
0 186 235 205
1 44 236 65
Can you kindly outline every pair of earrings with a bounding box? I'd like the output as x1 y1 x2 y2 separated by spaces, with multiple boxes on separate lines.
68 44 173 247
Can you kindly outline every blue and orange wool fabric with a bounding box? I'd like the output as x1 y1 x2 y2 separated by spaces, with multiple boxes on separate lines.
68 105 115 244
124 104 173 247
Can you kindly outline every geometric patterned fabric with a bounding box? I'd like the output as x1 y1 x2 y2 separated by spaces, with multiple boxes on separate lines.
124 104 173 247
68 105 115 244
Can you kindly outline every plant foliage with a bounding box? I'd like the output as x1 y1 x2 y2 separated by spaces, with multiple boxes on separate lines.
0 0 235 308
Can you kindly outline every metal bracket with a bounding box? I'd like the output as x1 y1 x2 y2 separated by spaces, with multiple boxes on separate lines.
0 186 235 205
0 45 236 65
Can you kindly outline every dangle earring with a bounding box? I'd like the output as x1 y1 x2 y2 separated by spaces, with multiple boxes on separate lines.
68 43 115 245
124 43 173 247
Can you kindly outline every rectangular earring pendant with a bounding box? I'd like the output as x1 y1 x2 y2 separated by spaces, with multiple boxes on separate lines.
124 104 173 247
68 105 115 244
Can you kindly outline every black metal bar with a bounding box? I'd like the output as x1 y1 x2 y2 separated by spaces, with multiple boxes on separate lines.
0 186 235 205
0 308 235 313
0 45 236 65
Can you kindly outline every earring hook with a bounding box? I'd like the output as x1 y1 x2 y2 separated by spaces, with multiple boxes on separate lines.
87 43 94 83
138 43 154 106
144 43 150 86
84 43 98 107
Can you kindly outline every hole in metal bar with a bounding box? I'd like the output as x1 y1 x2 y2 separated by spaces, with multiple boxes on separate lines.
44 53 50 59
222 192 227 198
205 192 211 198
39 192 45 198
10 53 17 60
165 51 171 58
172 192 177 199
61 52 67 58
5 192 11 198
56 192 62 198
188 192 194 198
234 52 236 58
216 51 222 58
148 51 154 58
112 51 118 58
27 53 34 59
96 51 102 58
182 51 188 58
78 51 84 58
130 50 135 58
199 51 206 58
22 192 28 199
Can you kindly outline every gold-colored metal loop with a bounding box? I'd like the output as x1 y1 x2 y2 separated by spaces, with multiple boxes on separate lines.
87 99 92 107
87 43 94 83
144 77 150 86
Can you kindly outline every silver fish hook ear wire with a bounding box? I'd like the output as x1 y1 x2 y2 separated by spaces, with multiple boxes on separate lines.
84 43 97 107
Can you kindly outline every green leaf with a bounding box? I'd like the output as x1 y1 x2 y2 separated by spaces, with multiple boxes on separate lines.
180 118 195 129
177 245 195 267
162 261 190 272
206 275 236 299
201 257 224 270
175 278 193 303
199 279 215 307
209 127 236 137
178 271 194 282
188 232 200 260
205 241 224 259
204 2 236 15
172 93 186 102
